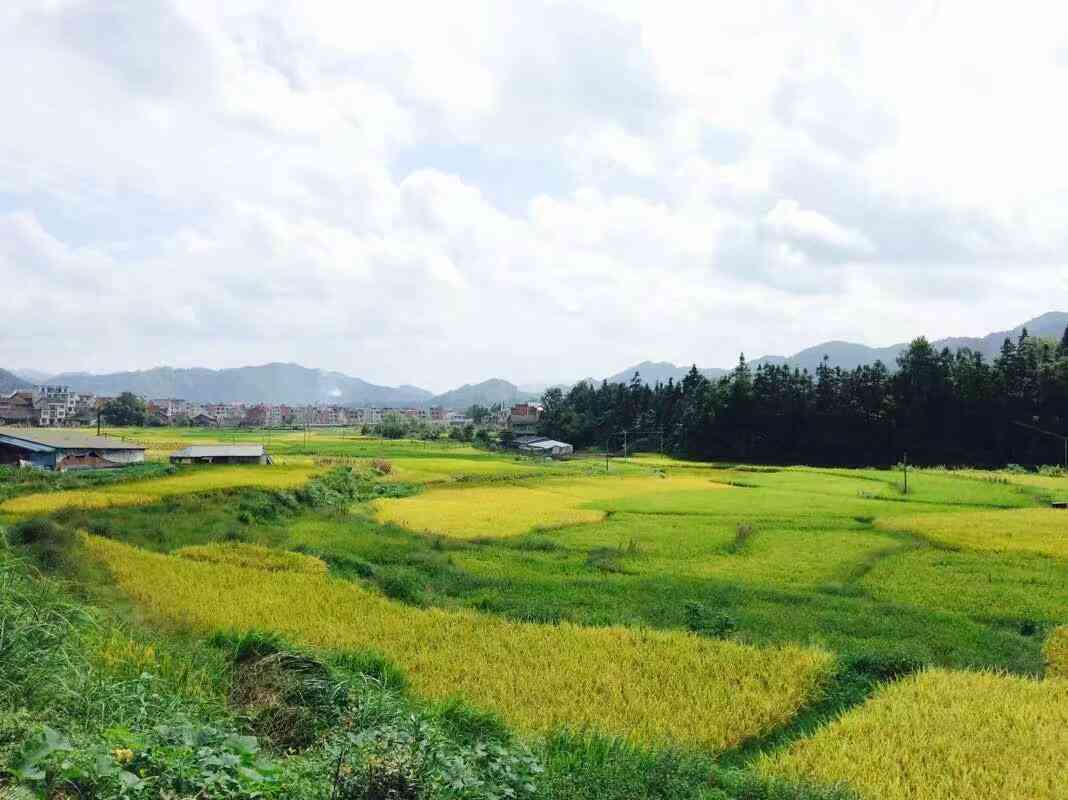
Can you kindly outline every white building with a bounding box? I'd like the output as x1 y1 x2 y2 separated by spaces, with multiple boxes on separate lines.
33 385 79 427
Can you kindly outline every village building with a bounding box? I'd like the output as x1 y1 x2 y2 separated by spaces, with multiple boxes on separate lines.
33 385 80 426
0 391 36 426
515 435 574 458
508 403 541 436
170 444 271 465
0 429 145 470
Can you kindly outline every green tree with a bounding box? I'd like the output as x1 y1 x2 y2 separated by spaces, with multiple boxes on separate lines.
100 392 147 427
467 404 490 424
377 412 408 440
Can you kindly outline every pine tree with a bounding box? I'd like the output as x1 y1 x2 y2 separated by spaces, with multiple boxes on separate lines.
1059 324 1068 355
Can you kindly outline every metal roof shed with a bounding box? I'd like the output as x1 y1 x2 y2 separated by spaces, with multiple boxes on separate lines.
170 445 271 465
0 429 145 470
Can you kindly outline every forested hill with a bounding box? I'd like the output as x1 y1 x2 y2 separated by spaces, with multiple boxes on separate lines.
605 311 1068 385
540 325 1068 467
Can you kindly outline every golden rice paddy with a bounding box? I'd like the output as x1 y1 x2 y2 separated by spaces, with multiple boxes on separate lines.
759 668 1068 800
174 542 327 575
372 474 728 539
875 507 1068 559
1045 626 1068 678
0 465 316 514
84 534 833 750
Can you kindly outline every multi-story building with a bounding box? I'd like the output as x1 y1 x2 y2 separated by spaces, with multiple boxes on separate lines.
33 385 79 427
508 403 541 436
349 407 382 426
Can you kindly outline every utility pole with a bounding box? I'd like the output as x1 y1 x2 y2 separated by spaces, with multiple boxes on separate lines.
902 452 909 495
605 439 609 474
622 430 628 459
96 410 101 437
1011 420 1068 470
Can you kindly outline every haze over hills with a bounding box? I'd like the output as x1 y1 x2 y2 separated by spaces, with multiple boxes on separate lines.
9 312 1066 406
604 311 1068 386
42 364 434 407
0 369 32 394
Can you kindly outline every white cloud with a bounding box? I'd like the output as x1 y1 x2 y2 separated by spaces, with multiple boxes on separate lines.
763 198 876 258
2 0 1066 391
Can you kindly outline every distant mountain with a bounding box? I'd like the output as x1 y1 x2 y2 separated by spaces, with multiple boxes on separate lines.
47 363 434 406
429 379 537 410
604 361 727 386
12 368 51 383
0 369 32 394
606 312 1068 385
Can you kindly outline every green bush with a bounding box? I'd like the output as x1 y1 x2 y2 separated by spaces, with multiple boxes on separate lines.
684 601 737 639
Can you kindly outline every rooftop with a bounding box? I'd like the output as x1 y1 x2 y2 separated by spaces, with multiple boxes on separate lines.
171 445 266 458
0 429 145 450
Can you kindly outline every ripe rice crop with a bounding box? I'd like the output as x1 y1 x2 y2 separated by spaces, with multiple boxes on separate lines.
84 535 833 750
1 465 316 514
759 668 1068 800
372 475 726 539
875 507 1068 558
174 542 327 575
1046 626 1068 678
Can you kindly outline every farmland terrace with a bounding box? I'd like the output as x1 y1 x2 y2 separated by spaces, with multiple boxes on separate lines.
1 426 1065 800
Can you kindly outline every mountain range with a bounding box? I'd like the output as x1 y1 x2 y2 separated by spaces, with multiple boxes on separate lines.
603 311 1068 386
8 311 1066 407
0 369 32 394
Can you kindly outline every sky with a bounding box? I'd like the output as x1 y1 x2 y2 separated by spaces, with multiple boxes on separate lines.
2 1 1067 392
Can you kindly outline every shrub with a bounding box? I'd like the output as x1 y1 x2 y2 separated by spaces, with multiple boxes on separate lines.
377 570 425 605
1038 464 1065 477
370 459 393 476
230 650 347 751
684 601 737 639
7 518 77 571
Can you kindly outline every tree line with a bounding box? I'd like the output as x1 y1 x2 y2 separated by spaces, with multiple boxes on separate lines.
538 326 1068 467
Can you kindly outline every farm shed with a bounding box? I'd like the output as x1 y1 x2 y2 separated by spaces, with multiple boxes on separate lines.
0 429 145 471
170 445 271 465
517 437 574 458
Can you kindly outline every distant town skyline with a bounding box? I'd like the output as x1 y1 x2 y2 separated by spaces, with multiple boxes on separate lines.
3 2 1067 391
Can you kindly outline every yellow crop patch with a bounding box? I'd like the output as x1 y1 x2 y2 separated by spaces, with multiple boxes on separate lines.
759 669 1068 800
85 535 832 750
1045 626 1068 678
372 474 727 539
1 465 316 514
174 543 326 575
875 507 1068 559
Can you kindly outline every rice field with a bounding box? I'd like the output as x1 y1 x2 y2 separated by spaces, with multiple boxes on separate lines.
0 464 316 514
84 534 834 750
1046 626 1068 678
174 542 327 574
371 474 728 539
10 428 1068 799
875 507 1068 558
759 669 1068 800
